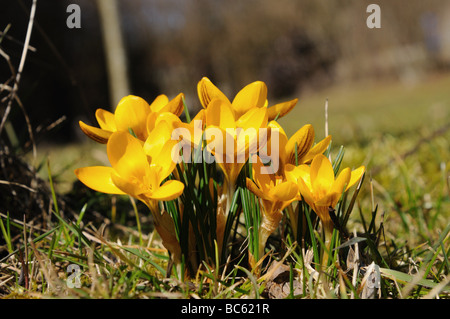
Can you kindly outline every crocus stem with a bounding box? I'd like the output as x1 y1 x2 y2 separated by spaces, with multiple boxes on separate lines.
225 180 236 216
217 179 235 257
321 225 334 271
257 208 283 268
145 200 182 266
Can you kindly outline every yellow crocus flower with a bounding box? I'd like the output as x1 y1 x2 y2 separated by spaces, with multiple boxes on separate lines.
285 154 364 268
265 121 332 173
285 154 365 237
79 93 184 143
197 77 298 121
75 124 185 262
204 98 269 195
203 99 269 257
246 155 300 269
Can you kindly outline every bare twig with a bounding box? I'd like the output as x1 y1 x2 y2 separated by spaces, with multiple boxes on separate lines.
0 180 37 193
0 30 37 52
0 0 38 158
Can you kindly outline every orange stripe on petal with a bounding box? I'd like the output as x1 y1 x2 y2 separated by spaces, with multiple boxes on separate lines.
159 93 184 116
267 98 298 121
197 77 230 109
285 124 315 165
79 121 111 144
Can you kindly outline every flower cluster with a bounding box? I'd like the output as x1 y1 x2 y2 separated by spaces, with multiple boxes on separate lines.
75 77 365 274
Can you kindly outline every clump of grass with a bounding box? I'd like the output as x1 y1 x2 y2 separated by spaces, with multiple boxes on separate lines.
1 126 448 299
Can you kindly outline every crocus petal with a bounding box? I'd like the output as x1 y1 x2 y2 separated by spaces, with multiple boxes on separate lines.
235 130 260 161
231 81 267 118
297 177 314 208
143 121 172 159
75 166 125 195
150 180 185 201
146 112 158 134
79 121 112 144
147 111 181 136
197 77 230 109
346 166 365 191
151 139 179 182
310 154 334 194
268 181 299 202
251 155 276 192
267 121 288 144
235 128 259 158
236 106 268 132
265 121 288 167
205 99 236 130
267 98 298 121
297 164 312 188
246 177 271 201
192 108 206 124
284 163 297 183
155 112 181 129
284 163 310 185
235 107 268 158
204 125 227 157
95 109 117 131
331 167 351 196
316 192 341 209
300 135 332 164
158 93 185 116
107 131 149 180
114 95 151 140
172 121 200 148
149 94 169 113
110 171 146 197
285 124 315 165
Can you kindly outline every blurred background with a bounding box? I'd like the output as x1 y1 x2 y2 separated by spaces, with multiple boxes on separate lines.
1 0 450 141
1 0 449 188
